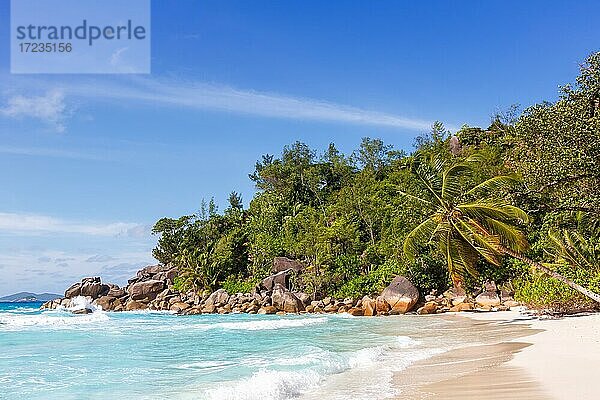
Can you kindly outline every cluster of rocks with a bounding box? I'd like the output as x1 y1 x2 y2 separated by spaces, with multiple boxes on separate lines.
413 280 521 315
41 264 178 313
41 260 520 316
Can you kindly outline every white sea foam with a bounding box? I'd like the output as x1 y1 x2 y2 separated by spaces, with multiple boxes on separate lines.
0 310 109 330
65 296 99 312
121 309 176 315
202 334 424 400
395 335 419 348
4 307 39 313
197 317 328 331
0 298 109 331
205 369 322 400
174 360 234 372
297 339 441 400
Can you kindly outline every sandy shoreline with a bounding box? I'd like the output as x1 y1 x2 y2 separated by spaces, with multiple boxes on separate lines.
394 311 600 400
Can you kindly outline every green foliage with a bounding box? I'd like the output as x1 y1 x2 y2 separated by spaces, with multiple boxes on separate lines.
399 152 529 287
515 267 600 312
221 276 258 294
152 53 600 311
172 275 186 292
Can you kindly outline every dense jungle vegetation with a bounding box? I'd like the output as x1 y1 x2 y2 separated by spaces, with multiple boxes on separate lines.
152 53 600 311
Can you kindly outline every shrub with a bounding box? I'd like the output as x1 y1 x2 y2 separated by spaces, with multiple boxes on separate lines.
514 267 600 312
221 275 257 294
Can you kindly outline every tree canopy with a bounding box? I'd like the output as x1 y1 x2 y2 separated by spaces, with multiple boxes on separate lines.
152 53 600 311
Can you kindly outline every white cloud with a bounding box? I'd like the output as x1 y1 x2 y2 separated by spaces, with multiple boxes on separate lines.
3 76 440 131
0 212 145 237
0 145 104 160
0 89 67 132
0 249 154 296
86 254 116 263
64 77 435 130
110 47 129 66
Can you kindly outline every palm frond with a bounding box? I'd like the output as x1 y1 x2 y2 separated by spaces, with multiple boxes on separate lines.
464 174 520 199
403 218 438 260
458 201 529 224
396 189 434 208
548 229 598 270
441 163 472 200
446 234 480 282
479 217 529 252
452 218 502 266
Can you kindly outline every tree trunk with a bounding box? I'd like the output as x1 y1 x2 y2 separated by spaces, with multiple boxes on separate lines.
499 245 600 305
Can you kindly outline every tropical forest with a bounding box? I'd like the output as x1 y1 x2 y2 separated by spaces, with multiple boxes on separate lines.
152 53 600 312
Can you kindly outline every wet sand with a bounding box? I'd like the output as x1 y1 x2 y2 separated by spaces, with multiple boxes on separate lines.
394 311 600 400
393 314 549 399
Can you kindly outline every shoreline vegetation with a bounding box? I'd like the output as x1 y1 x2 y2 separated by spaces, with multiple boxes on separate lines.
44 53 600 318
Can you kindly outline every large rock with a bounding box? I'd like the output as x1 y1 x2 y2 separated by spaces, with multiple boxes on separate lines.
64 283 81 298
347 307 364 316
444 286 467 306
259 271 291 292
272 257 305 273
375 296 391 314
257 305 277 314
205 289 230 307
282 292 304 313
72 308 93 314
80 278 107 299
271 285 304 313
271 285 285 309
137 264 162 279
201 304 217 314
125 300 147 311
362 296 376 316
129 280 165 302
106 284 126 298
449 302 473 312
504 300 520 308
379 276 419 314
476 291 501 307
417 301 438 315
170 302 191 313
295 292 311 306
94 295 116 311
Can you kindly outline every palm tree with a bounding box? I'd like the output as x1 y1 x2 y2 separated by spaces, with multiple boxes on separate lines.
547 229 600 272
400 154 600 304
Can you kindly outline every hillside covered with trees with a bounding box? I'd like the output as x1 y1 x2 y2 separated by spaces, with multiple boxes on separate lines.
152 53 600 312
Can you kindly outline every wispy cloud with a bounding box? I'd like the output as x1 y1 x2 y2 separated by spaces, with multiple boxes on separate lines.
110 47 129 66
0 145 105 161
0 89 68 132
0 248 154 295
67 77 434 130
86 254 116 263
0 212 146 237
3 76 437 131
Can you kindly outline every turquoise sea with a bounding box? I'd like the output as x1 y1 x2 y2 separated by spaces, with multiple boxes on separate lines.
0 300 474 400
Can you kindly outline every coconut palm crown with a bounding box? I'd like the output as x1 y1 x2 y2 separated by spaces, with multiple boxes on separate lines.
400 153 600 304
400 153 530 287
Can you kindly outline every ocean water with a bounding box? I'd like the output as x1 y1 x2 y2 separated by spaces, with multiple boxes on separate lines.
0 299 475 400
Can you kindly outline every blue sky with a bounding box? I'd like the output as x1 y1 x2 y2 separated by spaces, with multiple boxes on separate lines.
0 0 599 296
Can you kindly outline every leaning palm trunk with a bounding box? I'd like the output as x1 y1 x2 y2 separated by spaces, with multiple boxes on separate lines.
499 245 600 305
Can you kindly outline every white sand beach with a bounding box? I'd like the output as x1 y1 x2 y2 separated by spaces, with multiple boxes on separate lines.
394 311 600 399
